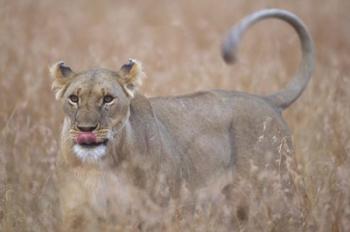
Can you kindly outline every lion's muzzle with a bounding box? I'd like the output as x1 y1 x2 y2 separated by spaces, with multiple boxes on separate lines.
72 132 109 162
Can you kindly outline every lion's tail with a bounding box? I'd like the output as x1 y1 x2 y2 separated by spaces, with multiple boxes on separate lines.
222 8 315 110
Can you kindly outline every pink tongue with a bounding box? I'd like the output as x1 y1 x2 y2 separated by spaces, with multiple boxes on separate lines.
76 132 97 145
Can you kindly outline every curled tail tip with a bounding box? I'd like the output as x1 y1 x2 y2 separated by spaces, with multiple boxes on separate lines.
222 42 238 64
222 51 237 64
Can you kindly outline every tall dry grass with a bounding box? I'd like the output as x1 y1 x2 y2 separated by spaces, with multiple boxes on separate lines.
0 0 349 231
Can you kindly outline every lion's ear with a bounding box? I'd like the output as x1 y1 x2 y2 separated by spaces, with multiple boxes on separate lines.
49 61 75 100
118 59 146 98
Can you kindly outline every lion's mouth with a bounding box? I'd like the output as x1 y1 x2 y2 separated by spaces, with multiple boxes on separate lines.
79 139 108 148
75 132 108 148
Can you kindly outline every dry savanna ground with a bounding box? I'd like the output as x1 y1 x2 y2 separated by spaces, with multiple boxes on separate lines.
0 0 349 231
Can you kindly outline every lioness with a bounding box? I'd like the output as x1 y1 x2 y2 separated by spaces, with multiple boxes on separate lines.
52 9 314 230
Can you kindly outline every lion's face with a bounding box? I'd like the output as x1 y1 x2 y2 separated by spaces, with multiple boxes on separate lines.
50 59 145 161
63 70 131 161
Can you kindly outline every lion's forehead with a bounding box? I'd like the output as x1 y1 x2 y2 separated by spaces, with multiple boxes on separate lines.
67 73 123 96
78 68 117 79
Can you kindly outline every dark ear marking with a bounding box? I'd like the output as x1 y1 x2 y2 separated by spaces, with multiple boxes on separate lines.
49 61 76 100
59 63 73 77
118 59 146 98
119 58 138 77
121 62 134 73
49 61 75 80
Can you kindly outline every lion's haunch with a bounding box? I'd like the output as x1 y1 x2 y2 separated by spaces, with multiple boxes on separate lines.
76 132 97 145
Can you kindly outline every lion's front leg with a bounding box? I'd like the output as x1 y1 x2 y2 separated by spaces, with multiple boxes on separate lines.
58 167 108 231
58 179 87 231
58 170 95 231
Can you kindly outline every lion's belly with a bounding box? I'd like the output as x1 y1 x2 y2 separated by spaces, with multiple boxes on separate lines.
181 129 233 186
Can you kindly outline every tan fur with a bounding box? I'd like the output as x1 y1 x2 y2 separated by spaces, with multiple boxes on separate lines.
52 9 314 230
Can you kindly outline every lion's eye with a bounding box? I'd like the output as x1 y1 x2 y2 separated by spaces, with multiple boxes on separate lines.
103 95 114 104
68 95 79 104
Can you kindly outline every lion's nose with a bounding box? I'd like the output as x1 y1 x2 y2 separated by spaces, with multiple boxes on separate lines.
77 124 98 132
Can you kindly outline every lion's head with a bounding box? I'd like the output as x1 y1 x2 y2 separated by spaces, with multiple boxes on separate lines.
50 59 145 161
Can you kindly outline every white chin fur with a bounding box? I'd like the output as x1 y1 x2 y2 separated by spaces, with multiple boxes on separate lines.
73 144 107 162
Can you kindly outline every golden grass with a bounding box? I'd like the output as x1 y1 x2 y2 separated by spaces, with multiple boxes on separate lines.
0 0 349 231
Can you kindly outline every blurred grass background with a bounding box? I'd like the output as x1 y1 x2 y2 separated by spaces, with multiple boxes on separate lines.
0 0 349 231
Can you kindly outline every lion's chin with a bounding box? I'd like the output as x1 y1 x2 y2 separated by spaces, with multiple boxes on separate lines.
73 144 107 162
